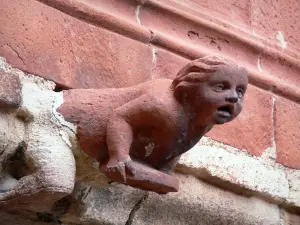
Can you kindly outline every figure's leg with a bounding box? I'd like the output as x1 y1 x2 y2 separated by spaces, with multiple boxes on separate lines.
104 94 157 183
104 110 135 183
106 114 133 166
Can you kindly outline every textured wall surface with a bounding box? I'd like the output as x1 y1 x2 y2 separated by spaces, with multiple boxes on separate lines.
0 0 300 224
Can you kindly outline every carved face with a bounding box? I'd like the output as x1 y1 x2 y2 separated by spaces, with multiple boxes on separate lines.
195 65 248 124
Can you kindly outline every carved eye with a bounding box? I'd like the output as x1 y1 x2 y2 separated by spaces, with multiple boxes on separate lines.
213 84 225 92
236 88 244 98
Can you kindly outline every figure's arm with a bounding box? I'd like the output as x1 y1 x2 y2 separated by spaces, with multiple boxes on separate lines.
105 112 133 167
103 94 178 189
105 94 160 165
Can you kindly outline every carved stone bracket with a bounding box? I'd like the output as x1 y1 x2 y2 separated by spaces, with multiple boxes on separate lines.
0 55 248 210
58 55 248 193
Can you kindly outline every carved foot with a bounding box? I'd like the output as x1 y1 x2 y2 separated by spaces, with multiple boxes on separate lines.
101 159 179 193
125 160 179 193
102 156 132 183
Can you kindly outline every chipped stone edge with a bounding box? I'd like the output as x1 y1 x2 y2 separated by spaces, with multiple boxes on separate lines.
177 136 300 210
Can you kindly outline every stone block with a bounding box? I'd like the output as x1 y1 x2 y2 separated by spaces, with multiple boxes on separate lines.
152 47 189 79
285 169 300 207
0 69 22 108
275 97 300 169
132 174 281 225
0 0 153 89
81 0 138 23
61 183 146 225
177 137 289 201
0 211 58 225
282 210 300 225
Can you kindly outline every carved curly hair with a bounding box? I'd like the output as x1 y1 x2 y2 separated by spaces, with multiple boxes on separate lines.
172 55 248 101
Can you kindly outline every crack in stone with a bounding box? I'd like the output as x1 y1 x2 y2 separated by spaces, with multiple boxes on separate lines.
125 192 148 225
77 186 92 202
272 96 277 150
2 44 25 65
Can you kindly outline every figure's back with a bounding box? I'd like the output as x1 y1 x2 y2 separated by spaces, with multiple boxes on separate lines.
58 79 173 160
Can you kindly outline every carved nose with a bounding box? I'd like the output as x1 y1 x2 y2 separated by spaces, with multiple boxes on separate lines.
226 94 238 103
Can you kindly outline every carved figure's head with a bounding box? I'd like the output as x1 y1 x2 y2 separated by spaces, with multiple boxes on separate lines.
172 55 249 124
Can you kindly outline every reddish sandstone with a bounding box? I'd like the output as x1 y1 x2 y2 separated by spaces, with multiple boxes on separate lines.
0 0 152 89
0 69 22 108
58 56 249 193
152 48 189 79
275 97 300 169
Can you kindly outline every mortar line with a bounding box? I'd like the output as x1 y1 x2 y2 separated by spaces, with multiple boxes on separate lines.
125 192 149 225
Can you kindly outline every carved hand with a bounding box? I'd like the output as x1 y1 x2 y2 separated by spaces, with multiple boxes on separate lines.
104 156 132 183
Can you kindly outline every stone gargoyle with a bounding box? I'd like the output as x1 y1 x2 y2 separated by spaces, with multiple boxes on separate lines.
0 55 248 209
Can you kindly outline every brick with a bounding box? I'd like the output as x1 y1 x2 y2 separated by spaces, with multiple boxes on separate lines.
152 47 189 79
275 97 300 169
0 69 22 108
207 85 273 156
0 0 152 89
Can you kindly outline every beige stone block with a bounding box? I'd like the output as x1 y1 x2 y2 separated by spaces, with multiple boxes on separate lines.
132 174 281 225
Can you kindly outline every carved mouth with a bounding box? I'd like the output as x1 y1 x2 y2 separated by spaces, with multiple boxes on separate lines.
216 105 234 118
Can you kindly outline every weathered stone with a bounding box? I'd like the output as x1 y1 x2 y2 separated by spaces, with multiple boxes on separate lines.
275 97 300 169
207 85 273 156
58 56 248 193
0 57 76 211
282 210 300 225
0 69 22 108
132 174 281 225
0 56 295 224
0 112 25 193
158 0 300 55
177 137 289 201
60 183 146 225
152 47 189 79
250 0 300 53
0 0 299 223
0 211 58 225
285 169 300 207
79 0 138 23
0 0 152 89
